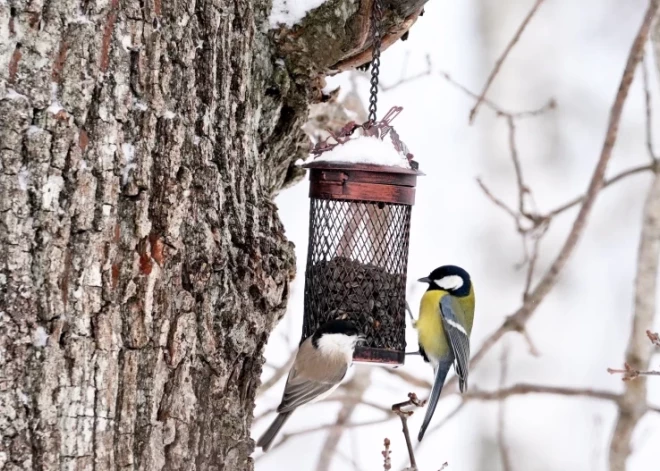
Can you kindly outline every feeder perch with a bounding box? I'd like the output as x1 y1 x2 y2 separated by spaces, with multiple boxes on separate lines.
301 157 422 365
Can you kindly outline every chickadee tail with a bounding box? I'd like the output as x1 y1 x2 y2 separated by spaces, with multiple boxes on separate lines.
418 358 453 442
257 411 293 452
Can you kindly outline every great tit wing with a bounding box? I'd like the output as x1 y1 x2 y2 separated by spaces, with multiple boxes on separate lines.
439 295 470 392
277 364 348 413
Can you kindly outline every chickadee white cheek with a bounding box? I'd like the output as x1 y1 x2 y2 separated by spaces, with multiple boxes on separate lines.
317 334 359 363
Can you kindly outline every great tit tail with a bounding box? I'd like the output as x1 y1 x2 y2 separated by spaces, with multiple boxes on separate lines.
418 358 453 442
257 411 293 452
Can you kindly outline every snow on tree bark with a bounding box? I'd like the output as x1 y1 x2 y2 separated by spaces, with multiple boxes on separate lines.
0 0 426 469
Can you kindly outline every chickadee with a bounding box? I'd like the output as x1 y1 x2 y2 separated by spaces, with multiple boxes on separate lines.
256 320 362 451
415 265 475 441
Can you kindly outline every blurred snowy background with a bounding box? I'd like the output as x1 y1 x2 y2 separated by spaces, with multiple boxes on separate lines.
253 0 660 470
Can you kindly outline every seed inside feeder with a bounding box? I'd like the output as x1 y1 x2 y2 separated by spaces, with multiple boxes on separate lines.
304 257 406 352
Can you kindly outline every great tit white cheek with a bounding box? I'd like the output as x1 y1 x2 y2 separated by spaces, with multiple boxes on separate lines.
434 275 463 291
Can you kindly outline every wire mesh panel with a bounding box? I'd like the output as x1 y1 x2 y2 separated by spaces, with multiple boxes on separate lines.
302 198 412 364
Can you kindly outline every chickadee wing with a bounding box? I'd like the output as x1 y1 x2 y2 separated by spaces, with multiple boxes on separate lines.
277 364 348 414
439 295 470 392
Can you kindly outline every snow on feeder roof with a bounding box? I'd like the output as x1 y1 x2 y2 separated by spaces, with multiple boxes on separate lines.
312 136 411 168
300 106 422 365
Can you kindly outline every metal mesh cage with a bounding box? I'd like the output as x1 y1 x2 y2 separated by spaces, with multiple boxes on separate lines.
302 197 412 364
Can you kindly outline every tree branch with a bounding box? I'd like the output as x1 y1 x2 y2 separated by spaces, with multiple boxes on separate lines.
642 52 658 162
608 7 660 469
464 384 620 403
609 168 660 469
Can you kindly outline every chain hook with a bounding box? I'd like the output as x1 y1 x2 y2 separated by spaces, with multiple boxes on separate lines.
368 0 383 124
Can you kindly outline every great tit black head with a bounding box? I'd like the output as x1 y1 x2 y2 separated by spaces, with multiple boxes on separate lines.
418 265 471 297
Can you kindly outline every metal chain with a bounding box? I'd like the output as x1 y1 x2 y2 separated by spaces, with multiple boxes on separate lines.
368 0 383 124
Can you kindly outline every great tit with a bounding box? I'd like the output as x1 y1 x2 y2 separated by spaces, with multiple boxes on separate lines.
415 265 475 441
257 320 362 451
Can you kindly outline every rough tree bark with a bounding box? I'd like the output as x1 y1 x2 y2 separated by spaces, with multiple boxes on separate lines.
0 0 425 469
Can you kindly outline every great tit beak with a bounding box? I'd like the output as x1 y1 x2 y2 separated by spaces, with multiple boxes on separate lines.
417 276 431 283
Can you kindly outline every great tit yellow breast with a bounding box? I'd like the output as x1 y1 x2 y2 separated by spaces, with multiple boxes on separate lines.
417 290 450 360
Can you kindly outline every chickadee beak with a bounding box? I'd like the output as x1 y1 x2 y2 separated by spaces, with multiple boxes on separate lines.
418 276 431 283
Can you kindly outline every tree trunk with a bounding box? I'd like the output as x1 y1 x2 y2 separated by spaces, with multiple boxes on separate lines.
0 0 425 469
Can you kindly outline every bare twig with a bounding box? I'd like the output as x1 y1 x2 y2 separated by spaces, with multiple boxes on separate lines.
405 300 416 323
382 438 392 471
546 164 655 218
469 0 548 123
476 178 519 221
379 53 433 91
441 70 554 119
497 346 513 471
647 330 660 347
464 383 620 403
440 71 508 114
392 393 426 471
508 99 557 119
607 363 660 380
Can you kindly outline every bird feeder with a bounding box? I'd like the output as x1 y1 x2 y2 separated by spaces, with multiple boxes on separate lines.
300 108 422 365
